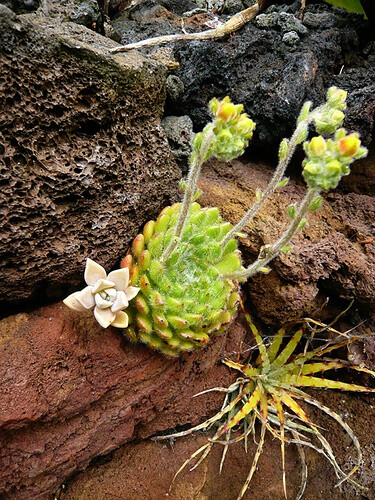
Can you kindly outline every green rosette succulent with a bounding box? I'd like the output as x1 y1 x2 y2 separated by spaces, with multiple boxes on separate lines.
121 202 242 357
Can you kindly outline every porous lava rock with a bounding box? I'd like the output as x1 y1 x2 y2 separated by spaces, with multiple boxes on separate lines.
103 2 375 186
198 158 375 324
169 2 373 149
0 303 247 499
0 0 40 14
35 0 105 33
0 11 180 308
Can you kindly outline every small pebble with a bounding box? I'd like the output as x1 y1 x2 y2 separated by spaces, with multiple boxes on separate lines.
282 31 300 49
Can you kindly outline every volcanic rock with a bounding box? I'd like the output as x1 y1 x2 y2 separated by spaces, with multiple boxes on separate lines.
0 10 180 308
0 303 246 499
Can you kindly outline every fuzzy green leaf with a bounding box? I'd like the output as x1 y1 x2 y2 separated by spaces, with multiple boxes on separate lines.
214 253 242 274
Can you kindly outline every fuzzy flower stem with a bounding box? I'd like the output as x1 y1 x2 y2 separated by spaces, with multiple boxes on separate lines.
224 187 320 280
161 129 215 263
221 111 320 248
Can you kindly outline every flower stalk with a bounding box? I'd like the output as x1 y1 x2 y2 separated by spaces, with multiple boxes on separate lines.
225 187 320 280
160 128 215 263
220 89 348 248
160 97 256 264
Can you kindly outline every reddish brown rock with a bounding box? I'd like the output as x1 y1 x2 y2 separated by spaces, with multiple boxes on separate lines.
1 153 373 499
0 303 247 499
199 157 375 372
199 158 375 325
0 10 180 306
61 387 375 500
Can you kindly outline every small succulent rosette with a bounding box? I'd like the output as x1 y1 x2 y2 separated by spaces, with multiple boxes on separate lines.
64 258 140 328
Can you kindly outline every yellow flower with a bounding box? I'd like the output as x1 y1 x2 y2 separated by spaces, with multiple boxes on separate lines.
309 136 327 156
216 99 237 121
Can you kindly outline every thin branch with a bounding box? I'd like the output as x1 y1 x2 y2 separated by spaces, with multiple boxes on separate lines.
160 128 214 263
109 2 267 53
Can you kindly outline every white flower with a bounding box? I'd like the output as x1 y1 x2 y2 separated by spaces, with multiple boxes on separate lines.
63 258 140 328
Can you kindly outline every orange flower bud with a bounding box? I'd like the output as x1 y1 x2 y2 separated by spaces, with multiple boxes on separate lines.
338 134 361 156
217 101 237 121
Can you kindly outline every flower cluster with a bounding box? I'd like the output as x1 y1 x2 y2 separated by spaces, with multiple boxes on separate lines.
313 87 347 135
63 258 140 328
193 96 256 162
303 128 368 191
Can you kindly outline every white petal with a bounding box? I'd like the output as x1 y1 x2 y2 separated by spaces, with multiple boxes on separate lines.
95 293 113 309
92 279 116 294
111 311 129 328
106 288 117 301
76 286 95 310
84 258 107 286
107 268 130 291
125 286 140 301
94 306 115 328
111 290 129 313
63 291 87 312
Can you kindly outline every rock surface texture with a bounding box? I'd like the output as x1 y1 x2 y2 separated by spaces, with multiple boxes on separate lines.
111 1 374 150
0 2 374 500
0 157 374 499
0 10 180 307
59 390 375 500
0 303 246 499
172 2 374 148
198 159 375 325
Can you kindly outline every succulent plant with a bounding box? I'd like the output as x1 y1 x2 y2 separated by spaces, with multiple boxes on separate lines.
120 202 242 357
156 303 375 499
117 89 366 355
64 88 367 357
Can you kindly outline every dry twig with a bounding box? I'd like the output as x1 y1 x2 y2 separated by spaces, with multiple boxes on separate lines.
109 0 268 53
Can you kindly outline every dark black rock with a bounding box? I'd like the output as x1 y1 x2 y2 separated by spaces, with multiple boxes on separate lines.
303 11 337 29
331 66 375 143
170 3 372 150
224 0 245 15
166 74 185 104
0 0 39 13
112 18 177 45
68 0 104 31
107 1 373 150
159 0 198 15
161 115 193 172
